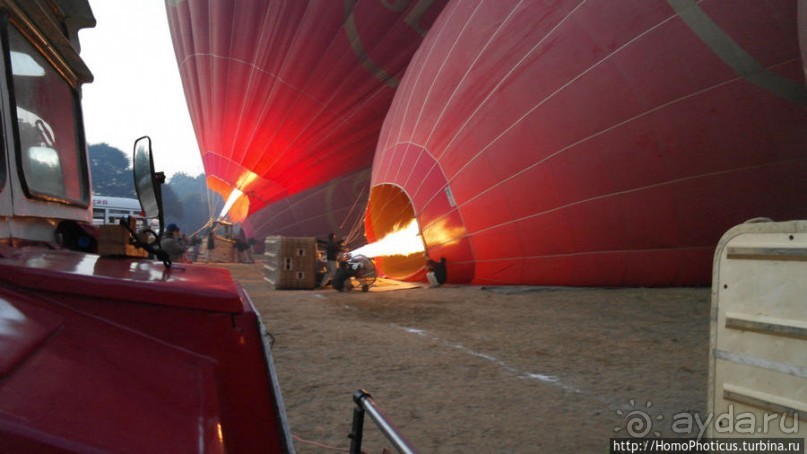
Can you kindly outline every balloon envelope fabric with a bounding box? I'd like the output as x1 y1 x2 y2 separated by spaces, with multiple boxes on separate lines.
165 0 448 222
365 0 807 286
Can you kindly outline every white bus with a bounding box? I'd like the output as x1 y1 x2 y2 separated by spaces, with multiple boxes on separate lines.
92 196 143 226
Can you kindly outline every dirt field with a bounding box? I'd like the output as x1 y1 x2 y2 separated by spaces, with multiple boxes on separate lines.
221 263 711 453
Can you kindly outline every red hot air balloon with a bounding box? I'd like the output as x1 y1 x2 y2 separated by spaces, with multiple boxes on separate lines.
366 0 807 286
243 167 371 247
165 0 447 223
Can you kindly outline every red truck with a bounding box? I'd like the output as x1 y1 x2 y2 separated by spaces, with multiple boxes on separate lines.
0 1 292 451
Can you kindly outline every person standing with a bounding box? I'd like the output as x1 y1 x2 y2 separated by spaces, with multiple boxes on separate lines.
319 233 339 288
235 237 255 263
426 256 447 287
206 229 215 262
160 223 189 263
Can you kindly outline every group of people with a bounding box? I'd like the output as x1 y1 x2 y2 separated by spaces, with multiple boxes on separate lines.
160 225 448 288
157 223 256 264
316 232 448 290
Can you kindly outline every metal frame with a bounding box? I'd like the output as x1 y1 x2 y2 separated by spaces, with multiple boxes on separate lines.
349 389 415 454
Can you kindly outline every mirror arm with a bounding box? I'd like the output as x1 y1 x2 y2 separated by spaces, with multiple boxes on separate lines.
154 171 166 239
119 217 173 268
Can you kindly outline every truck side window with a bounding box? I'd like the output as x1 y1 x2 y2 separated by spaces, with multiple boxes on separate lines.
6 24 89 204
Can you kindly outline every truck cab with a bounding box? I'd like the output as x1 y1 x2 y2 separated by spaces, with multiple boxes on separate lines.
0 0 93 245
0 2 292 452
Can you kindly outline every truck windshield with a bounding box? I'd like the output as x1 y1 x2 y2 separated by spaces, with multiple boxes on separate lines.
7 24 89 204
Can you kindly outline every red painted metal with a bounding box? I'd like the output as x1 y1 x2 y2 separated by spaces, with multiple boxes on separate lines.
800 0 807 84
367 0 807 286
0 246 287 452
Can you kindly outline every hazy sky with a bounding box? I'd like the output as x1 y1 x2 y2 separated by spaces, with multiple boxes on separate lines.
79 0 204 178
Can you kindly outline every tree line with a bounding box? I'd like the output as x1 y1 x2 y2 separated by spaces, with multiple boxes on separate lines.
89 143 216 234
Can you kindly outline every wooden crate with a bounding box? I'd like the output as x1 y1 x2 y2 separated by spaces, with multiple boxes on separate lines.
708 220 807 439
198 236 235 262
263 236 317 290
97 224 149 258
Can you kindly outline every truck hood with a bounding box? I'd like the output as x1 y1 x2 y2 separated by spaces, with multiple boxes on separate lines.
0 246 289 452
0 246 243 312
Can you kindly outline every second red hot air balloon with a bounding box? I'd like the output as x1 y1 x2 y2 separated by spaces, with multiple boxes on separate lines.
365 0 807 286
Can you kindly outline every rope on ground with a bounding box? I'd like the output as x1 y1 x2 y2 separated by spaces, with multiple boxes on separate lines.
291 433 365 453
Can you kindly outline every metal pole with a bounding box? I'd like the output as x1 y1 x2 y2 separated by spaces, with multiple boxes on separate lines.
352 389 416 454
349 390 367 454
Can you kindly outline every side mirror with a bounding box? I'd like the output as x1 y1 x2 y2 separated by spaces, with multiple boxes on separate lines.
132 136 165 238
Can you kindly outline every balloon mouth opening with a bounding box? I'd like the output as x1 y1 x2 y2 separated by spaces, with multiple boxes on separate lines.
364 184 425 280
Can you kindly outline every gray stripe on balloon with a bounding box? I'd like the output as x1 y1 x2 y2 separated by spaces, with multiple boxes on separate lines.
669 0 807 104
344 0 401 89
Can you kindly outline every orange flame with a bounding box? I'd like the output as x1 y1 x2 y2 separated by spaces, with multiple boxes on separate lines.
351 218 424 258
421 217 465 247
219 188 244 218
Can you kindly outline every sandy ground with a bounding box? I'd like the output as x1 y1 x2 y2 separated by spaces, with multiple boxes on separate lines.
220 263 711 453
